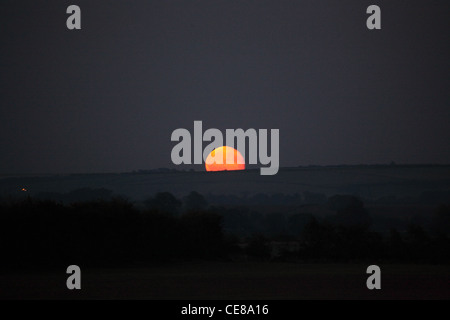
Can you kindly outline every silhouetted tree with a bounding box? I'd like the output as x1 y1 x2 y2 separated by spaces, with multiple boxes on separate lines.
139 210 179 260
264 213 287 235
333 226 384 260
217 206 256 236
300 217 337 260
287 213 314 236
246 234 271 261
386 228 406 260
184 191 208 212
179 211 224 259
432 205 450 236
145 192 181 215
404 223 431 261
327 195 371 229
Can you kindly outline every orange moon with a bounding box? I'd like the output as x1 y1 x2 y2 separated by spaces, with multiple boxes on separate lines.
205 146 245 172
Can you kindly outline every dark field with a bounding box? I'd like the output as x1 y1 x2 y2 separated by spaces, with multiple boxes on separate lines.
0 262 448 300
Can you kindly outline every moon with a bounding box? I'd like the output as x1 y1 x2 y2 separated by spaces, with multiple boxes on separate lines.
205 146 245 172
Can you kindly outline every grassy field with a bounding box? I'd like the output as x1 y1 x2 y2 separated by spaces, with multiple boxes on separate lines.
0 262 448 299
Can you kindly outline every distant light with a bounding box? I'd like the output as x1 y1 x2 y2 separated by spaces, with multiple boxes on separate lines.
21 188 27 192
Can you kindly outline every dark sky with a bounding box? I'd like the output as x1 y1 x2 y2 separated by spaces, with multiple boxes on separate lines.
1 1 449 174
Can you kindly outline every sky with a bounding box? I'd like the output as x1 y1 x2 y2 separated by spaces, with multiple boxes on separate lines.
1 0 449 174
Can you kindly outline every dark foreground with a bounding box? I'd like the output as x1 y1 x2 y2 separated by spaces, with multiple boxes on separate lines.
0 262 448 300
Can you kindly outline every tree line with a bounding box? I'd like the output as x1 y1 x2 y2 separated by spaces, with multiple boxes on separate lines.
0 192 449 268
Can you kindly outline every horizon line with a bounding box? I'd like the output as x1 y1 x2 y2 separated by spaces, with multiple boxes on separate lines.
1 162 450 177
